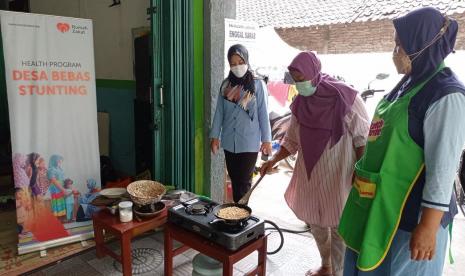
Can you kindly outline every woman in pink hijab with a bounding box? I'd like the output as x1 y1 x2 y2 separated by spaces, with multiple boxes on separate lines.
261 52 370 276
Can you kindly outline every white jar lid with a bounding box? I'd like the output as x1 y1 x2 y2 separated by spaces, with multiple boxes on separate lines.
118 201 133 208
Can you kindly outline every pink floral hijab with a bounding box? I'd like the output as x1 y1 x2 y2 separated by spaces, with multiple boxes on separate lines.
13 153 30 188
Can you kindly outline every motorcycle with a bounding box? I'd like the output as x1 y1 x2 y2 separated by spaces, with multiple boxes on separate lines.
360 73 389 102
257 70 297 170
267 111 297 170
455 150 465 216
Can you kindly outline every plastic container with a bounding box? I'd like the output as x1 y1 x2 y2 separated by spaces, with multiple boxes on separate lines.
192 253 222 276
118 201 133 222
271 140 281 151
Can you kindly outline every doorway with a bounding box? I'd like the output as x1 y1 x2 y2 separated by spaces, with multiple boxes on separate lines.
150 0 205 193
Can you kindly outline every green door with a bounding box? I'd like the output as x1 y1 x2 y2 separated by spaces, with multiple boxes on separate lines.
150 0 205 194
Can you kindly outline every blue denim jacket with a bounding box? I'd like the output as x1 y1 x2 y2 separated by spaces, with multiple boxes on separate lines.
210 79 272 153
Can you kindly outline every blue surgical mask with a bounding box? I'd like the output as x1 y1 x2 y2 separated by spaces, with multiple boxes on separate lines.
295 81 316 97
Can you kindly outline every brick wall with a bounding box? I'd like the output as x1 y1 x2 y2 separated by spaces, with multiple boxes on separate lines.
276 13 465 54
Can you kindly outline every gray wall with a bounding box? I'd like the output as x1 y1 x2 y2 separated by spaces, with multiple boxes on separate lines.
204 0 236 202
30 0 150 80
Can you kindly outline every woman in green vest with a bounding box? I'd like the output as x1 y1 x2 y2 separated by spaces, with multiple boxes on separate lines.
339 7 465 276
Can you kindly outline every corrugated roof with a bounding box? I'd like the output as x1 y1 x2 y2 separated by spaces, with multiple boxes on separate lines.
237 0 465 28
354 0 465 22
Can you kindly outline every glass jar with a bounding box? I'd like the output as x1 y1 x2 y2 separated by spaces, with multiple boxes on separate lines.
118 201 133 222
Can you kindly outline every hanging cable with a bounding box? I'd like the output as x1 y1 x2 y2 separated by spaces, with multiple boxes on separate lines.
264 220 310 255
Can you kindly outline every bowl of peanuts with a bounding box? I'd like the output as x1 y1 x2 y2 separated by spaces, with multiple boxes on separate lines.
126 180 166 206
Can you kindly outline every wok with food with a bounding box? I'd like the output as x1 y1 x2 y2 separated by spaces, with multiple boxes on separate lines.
209 203 252 226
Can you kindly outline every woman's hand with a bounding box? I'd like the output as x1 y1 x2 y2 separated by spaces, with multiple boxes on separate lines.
260 142 272 156
410 206 444 261
260 159 276 176
259 146 291 176
410 223 438 261
210 138 220 154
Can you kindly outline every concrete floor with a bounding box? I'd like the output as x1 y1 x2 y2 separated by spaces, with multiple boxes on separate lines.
27 163 465 275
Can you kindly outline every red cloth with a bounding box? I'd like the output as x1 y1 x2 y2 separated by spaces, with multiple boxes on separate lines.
106 177 131 188
51 191 64 199
30 205 68 241
267 81 289 107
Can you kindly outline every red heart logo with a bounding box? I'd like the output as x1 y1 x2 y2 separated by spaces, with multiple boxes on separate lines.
56 23 70 33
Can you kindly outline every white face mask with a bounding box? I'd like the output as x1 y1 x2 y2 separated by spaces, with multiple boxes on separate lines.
230 64 248 78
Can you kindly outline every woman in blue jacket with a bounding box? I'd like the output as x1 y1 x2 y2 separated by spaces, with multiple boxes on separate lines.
210 44 272 203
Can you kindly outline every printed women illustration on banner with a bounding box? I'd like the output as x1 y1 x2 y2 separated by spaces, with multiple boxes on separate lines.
12 152 102 242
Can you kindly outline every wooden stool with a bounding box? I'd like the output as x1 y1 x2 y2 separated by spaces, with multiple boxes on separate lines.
164 222 267 276
92 209 167 276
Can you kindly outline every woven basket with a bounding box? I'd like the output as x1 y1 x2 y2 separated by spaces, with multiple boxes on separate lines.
126 180 166 206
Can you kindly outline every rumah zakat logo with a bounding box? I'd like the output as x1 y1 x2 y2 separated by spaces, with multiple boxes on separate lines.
56 23 70 33
368 117 384 142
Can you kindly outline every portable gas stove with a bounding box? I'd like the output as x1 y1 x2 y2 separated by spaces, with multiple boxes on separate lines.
168 197 265 251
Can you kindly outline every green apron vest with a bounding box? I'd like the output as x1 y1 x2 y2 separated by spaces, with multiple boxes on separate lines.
338 65 445 271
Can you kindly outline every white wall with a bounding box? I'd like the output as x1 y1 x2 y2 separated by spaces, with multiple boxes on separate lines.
319 51 465 118
30 0 150 80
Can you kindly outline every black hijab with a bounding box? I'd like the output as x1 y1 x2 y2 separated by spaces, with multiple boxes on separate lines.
226 44 255 95
390 7 458 96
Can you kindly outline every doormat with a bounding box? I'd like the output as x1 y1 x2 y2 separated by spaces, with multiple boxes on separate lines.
86 236 195 276
112 248 163 274
0 210 95 276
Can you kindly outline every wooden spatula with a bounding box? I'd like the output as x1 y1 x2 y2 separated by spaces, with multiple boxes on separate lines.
238 174 265 205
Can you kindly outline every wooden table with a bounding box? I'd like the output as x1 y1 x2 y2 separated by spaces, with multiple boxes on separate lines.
92 209 167 276
164 222 267 276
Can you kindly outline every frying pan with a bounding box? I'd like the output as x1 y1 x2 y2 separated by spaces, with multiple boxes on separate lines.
209 174 265 226
209 202 252 226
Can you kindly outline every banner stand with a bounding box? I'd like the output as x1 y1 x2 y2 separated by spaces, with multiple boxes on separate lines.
0 11 101 255
18 232 94 255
